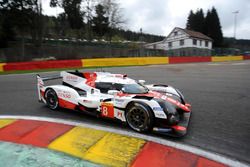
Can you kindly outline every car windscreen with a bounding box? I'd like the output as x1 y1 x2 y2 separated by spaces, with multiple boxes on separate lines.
122 84 148 94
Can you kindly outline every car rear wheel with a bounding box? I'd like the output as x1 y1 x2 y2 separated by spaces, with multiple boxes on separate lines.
126 102 154 132
45 89 59 110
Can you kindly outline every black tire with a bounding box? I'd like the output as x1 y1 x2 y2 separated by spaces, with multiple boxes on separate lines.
126 102 154 132
45 88 59 110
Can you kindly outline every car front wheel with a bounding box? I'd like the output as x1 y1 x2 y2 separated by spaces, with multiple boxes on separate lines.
126 102 154 132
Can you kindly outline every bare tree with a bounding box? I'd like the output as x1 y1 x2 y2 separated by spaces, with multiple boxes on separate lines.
81 0 98 40
99 0 125 41
100 0 125 28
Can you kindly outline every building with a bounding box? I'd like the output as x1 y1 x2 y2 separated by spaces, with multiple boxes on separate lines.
145 27 213 56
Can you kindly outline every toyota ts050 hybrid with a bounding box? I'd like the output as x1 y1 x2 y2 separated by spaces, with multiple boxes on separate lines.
37 71 191 137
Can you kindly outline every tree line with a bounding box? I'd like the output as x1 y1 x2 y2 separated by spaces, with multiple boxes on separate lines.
0 0 163 49
186 7 223 47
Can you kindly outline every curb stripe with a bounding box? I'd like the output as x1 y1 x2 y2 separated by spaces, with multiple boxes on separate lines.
84 133 145 167
197 157 228 167
132 142 227 167
0 120 44 142
0 116 248 167
211 56 243 62
0 120 73 148
132 142 198 167
18 122 73 147
48 126 107 158
0 119 16 128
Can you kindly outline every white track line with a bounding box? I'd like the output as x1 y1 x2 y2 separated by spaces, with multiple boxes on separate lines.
231 63 247 65
207 63 221 66
0 115 248 167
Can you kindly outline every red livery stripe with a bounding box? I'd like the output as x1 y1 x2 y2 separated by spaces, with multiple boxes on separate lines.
58 98 77 110
83 72 97 87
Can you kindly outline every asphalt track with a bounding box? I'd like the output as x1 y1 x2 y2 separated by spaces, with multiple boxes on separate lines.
0 60 250 164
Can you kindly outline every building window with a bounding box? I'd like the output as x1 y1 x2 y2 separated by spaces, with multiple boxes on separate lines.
180 39 184 46
200 40 202 46
174 31 178 36
193 39 197 45
168 42 172 47
205 41 209 47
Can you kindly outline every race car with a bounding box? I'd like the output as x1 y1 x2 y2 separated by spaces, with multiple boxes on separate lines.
37 70 191 137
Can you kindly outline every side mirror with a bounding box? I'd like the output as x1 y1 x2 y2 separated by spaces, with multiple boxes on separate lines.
138 80 146 85
108 90 119 95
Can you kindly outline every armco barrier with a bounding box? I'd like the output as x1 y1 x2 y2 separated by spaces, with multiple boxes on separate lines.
0 63 5 72
169 56 211 64
3 60 82 71
211 56 243 62
81 57 169 67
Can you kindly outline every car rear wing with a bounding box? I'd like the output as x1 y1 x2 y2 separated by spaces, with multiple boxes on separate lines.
36 74 62 101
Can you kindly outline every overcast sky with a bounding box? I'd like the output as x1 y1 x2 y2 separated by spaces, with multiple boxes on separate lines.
42 0 250 39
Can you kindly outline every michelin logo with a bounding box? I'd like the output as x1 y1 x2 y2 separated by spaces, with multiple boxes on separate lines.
153 107 167 119
153 107 164 111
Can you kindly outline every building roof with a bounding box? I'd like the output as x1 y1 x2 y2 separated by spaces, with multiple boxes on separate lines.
175 27 213 41
144 27 213 48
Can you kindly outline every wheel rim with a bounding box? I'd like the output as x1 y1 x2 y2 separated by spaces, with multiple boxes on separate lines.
127 106 148 131
46 90 58 109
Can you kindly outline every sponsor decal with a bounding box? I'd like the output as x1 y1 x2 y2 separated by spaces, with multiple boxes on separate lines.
66 75 78 82
101 102 114 118
114 109 126 121
165 93 173 96
58 92 71 99
114 99 125 105
152 105 167 119
153 107 164 112
115 99 125 103
155 113 167 119
117 111 123 118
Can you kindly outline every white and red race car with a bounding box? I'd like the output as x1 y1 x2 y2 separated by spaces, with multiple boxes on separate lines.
37 71 191 137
